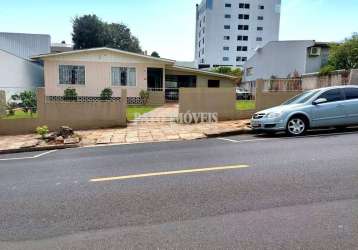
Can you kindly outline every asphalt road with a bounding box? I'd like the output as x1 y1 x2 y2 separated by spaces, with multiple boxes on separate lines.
0 129 358 249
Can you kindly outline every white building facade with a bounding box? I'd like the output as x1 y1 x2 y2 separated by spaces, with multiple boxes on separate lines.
195 0 281 69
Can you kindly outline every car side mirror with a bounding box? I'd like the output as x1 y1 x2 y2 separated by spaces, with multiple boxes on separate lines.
313 98 327 105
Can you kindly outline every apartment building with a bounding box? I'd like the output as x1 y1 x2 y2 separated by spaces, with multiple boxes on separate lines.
195 0 281 69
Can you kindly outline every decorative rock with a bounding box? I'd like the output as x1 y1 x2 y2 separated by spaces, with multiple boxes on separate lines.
57 126 74 139
43 132 57 140
64 137 80 144
55 136 64 144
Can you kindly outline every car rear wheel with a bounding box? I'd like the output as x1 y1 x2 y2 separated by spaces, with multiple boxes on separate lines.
286 117 307 136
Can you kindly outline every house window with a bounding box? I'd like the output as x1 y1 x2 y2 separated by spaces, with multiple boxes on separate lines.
239 3 250 9
238 25 249 30
239 14 250 19
223 57 229 61
236 56 241 62
59 65 85 85
257 27 263 31
259 5 264 10
225 14 231 18
258 16 264 20
238 35 248 41
237 46 248 51
223 46 230 51
242 57 247 62
112 67 136 86
224 36 230 40
246 67 253 76
256 37 263 41
208 80 220 88
225 3 231 7
224 25 231 29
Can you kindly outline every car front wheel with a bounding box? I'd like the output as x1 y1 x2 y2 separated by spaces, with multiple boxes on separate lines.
286 117 307 136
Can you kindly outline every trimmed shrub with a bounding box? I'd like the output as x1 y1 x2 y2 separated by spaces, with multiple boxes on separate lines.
100 88 113 100
319 65 335 76
139 90 150 105
64 88 78 101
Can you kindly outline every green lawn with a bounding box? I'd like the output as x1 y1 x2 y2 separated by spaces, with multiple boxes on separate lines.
1 110 38 120
236 100 256 111
127 105 157 121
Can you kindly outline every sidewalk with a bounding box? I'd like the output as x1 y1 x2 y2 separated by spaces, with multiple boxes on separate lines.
0 120 251 152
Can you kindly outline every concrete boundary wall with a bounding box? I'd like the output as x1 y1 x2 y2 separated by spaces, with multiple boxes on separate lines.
0 90 6 116
179 88 237 121
0 88 127 135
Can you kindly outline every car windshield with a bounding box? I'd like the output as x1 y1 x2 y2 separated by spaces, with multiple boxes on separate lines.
282 90 319 105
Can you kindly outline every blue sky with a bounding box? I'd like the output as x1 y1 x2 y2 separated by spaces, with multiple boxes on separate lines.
0 0 357 60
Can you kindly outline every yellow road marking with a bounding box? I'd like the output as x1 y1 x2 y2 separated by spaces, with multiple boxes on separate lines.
89 164 250 182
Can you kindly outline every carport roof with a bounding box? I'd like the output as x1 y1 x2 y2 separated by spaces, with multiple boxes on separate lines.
166 65 239 80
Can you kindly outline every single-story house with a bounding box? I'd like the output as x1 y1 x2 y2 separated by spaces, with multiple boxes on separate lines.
32 47 237 103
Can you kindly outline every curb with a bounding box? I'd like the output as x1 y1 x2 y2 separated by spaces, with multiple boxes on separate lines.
204 128 254 138
0 144 80 155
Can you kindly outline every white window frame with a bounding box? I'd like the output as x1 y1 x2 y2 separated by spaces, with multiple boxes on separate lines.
59 65 86 85
111 67 137 87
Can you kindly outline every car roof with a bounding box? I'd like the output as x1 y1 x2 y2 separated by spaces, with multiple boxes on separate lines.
315 85 358 92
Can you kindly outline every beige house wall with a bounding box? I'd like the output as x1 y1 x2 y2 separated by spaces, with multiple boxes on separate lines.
147 91 165 106
350 69 358 84
0 88 127 135
165 69 236 88
43 50 167 97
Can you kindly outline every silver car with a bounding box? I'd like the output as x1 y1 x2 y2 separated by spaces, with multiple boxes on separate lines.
251 85 358 136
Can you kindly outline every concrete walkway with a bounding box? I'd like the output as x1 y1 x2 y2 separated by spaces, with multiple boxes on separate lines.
132 103 179 123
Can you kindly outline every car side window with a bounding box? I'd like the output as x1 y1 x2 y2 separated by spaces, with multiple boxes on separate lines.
344 88 358 100
317 89 343 103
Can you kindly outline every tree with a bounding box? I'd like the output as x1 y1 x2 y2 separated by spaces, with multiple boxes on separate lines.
211 67 242 78
151 51 160 58
72 15 105 49
11 91 37 114
72 14 142 53
327 33 358 70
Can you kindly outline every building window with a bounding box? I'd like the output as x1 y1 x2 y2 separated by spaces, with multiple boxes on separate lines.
238 14 250 19
259 5 264 10
246 67 253 76
224 25 231 29
59 65 85 85
238 35 249 41
223 57 229 61
238 25 249 30
256 37 263 41
258 16 264 20
237 46 248 51
225 3 231 7
257 27 264 31
242 57 247 62
224 36 230 40
112 67 136 86
208 80 220 88
239 3 250 9
223 46 230 51
236 57 241 62
225 14 231 18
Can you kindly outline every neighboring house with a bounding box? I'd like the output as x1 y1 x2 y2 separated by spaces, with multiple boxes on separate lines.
195 0 281 69
242 40 330 82
0 32 50 98
32 47 237 103
51 42 73 53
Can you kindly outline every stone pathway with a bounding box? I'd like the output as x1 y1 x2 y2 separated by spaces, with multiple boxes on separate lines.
132 103 179 123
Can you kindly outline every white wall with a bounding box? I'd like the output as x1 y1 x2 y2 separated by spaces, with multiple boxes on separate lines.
0 49 44 98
